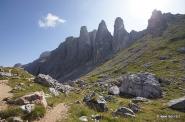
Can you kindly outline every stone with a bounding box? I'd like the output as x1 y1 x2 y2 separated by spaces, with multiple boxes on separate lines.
177 47 185 54
79 116 88 122
132 97 149 103
15 91 47 108
83 92 108 112
35 74 73 93
49 87 60 96
6 117 23 122
113 107 135 117
91 114 103 121
104 95 115 102
0 72 13 77
119 72 162 98
20 104 35 113
167 96 185 112
34 74 57 87
128 103 140 113
159 56 169 60
108 86 120 95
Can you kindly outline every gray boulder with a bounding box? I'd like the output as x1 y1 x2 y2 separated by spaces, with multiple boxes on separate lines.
113 107 135 117
108 86 120 95
167 96 185 112
119 72 162 98
34 74 57 87
177 47 185 54
83 92 108 112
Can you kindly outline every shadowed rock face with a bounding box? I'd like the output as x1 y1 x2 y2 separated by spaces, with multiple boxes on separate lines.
147 10 167 36
24 10 178 82
113 17 129 52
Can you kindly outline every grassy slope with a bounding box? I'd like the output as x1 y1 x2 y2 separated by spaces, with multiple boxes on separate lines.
76 18 185 122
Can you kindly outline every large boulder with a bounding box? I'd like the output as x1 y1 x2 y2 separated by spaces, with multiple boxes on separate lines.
113 107 135 117
83 92 108 112
34 74 57 87
167 96 185 112
119 72 162 98
15 91 47 108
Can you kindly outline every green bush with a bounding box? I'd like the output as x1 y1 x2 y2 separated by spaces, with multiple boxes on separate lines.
0 107 23 119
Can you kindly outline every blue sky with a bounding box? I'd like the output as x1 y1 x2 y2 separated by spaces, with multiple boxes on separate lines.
0 0 185 66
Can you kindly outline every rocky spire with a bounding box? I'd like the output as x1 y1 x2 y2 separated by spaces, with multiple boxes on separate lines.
147 10 167 36
79 26 91 44
93 20 113 63
113 17 129 52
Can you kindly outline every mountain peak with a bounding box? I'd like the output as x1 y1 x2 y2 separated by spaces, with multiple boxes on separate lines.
80 26 88 37
98 20 107 31
147 9 167 36
114 17 124 29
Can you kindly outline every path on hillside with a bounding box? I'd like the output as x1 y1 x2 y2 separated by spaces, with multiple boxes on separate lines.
0 80 13 110
35 103 69 122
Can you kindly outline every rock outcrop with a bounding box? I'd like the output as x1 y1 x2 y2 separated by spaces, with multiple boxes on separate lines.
119 72 162 98
147 10 167 36
167 96 185 112
14 91 47 108
83 92 108 112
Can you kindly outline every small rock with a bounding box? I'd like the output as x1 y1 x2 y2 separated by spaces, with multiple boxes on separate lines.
49 87 60 96
177 47 185 54
83 92 108 112
91 114 103 121
132 97 149 103
79 116 88 122
108 86 120 95
167 96 185 112
113 107 135 117
128 103 140 113
20 104 35 113
159 56 169 60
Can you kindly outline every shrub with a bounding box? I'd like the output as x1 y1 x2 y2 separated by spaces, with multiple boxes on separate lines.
0 107 23 119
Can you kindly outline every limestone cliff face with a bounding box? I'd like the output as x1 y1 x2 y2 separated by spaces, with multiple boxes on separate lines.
147 10 167 36
24 10 178 82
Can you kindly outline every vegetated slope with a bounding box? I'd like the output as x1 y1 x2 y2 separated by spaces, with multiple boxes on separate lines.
86 11 185 81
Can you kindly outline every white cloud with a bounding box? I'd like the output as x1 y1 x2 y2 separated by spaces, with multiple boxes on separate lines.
38 13 66 28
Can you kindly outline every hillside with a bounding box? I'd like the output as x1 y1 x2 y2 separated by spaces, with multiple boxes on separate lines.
0 10 185 122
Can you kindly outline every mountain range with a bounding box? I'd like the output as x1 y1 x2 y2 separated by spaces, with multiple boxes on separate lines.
24 10 185 82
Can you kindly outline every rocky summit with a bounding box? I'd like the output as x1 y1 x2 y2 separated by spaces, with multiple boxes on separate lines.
24 16 144 82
